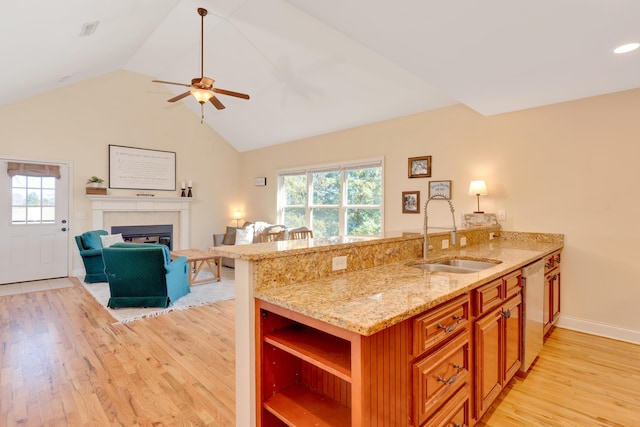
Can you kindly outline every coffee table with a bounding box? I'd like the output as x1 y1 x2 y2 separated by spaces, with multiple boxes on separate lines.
170 248 221 286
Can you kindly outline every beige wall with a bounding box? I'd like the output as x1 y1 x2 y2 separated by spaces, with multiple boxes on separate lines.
0 70 242 274
2 69 638 342
240 89 640 343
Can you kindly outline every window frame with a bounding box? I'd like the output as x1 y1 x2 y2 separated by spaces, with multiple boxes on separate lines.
277 158 384 237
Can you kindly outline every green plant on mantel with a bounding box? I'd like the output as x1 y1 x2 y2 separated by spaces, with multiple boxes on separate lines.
86 176 104 185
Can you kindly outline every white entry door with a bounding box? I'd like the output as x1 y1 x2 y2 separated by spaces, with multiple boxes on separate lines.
0 159 70 284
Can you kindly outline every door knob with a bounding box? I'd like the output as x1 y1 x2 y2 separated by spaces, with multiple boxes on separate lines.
61 219 67 224
61 227 67 232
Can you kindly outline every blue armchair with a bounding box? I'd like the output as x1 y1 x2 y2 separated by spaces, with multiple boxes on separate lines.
102 242 190 308
74 230 108 283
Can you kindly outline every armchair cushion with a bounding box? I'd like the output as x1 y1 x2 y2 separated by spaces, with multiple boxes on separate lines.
81 230 105 250
103 242 190 308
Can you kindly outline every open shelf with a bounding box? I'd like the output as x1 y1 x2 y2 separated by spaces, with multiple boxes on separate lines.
264 323 351 382
264 384 351 427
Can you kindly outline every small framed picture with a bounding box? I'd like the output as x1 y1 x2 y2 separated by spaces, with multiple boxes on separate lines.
402 191 420 214
408 156 432 178
429 180 452 199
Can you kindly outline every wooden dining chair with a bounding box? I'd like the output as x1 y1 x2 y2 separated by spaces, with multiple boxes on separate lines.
288 229 314 240
259 231 284 242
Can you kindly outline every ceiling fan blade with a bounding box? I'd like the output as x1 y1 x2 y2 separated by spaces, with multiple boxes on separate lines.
210 95 226 110
167 91 191 102
152 79 192 88
213 88 250 100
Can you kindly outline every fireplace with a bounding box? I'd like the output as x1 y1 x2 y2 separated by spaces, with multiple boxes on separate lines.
112 224 173 250
87 196 192 249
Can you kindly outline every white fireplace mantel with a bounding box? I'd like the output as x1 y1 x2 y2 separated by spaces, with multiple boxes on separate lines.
87 196 193 249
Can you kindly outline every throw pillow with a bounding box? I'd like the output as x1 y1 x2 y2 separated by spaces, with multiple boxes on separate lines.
235 224 255 245
222 226 237 245
82 231 104 249
100 233 124 248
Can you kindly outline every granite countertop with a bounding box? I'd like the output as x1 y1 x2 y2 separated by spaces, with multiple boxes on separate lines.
209 232 415 261
253 238 563 336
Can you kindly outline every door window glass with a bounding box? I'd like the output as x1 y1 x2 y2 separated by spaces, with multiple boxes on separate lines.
11 175 56 224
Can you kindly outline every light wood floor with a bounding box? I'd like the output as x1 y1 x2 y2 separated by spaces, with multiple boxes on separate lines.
1 280 639 426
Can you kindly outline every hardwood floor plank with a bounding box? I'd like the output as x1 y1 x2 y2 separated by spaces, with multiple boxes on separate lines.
478 328 640 427
1 279 236 426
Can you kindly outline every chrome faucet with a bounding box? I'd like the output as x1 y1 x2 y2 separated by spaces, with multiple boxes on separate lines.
423 194 457 259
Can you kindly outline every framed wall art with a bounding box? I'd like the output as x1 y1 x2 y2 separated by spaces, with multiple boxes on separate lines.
402 191 420 214
109 145 176 191
428 180 452 199
408 156 431 178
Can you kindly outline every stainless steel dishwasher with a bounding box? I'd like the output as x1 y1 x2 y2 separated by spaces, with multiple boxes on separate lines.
520 259 545 373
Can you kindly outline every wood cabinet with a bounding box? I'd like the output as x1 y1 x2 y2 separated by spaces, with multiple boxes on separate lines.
472 270 522 421
543 250 561 335
257 267 533 426
258 300 414 426
412 295 470 427
257 295 470 427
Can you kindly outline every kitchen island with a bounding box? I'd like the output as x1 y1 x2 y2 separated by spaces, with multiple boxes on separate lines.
210 227 563 426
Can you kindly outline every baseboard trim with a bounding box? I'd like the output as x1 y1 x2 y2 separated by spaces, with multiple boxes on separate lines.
557 315 640 345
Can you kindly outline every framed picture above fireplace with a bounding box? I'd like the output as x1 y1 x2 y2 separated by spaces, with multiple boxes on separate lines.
109 145 176 191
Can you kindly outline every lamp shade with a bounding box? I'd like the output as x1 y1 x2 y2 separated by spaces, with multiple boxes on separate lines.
233 211 242 219
468 180 488 196
190 89 213 104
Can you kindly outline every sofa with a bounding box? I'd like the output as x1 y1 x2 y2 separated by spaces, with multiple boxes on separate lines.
213 221 287 268
102 242 190 308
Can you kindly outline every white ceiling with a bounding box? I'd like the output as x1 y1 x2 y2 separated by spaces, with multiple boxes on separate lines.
2 0 639 152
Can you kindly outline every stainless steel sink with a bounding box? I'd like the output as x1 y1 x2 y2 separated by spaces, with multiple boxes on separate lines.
411 258 501 274
435 259 500 270
412 264 480 274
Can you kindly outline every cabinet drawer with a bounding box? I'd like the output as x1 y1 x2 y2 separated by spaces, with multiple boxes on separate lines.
421 383 470 427
504 270 522 299
413 294 469 356
413 331 470 426
472 279 502 316
544 250 561 274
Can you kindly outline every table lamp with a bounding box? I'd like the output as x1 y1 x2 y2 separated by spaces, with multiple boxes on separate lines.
469 180 488 213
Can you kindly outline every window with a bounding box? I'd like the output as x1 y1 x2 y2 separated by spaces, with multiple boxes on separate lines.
11 175 56 224
278 159 383 237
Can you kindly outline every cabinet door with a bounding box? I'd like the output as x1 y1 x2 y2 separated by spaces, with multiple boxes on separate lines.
474 310 502 419
503 293 522 383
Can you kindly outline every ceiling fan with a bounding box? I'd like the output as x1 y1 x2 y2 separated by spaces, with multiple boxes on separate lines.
152 8 249 117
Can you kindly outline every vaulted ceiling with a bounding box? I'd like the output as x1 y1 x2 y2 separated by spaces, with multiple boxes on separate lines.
2 0 639 152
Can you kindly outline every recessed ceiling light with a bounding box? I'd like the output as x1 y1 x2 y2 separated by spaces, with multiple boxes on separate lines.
613 42 640 54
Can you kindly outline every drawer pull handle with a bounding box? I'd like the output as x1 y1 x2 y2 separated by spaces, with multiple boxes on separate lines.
545 263 553 269
452 314 462 321
437 374 458 385
555 255 561 263
437 323 457 333
552 274 558 280
452 423 467 427
500 309 511 319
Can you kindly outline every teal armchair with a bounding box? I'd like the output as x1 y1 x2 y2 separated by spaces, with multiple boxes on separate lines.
74 230 108 283
102 242 190 308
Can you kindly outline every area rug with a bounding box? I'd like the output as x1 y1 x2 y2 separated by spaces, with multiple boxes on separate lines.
83 277 235 324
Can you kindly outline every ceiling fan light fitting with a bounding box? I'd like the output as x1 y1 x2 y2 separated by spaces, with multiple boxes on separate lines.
191 89 213 104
